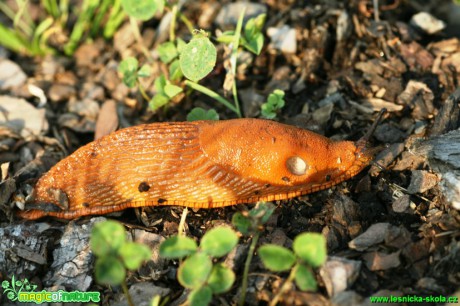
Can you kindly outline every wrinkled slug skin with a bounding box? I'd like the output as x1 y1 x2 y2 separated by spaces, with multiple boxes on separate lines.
18 119 373 220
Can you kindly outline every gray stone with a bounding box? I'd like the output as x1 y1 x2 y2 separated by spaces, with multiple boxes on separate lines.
44 218 106 291
0 96 48 137
267 25 297 53
0 59 27 90
0 222 52 277
332 290 363 306
320 256 362 297
410 12 445 35
392 194 412 213
348 223 391 251
442 172 460 210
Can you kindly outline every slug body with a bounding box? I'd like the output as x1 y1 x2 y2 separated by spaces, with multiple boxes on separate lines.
18 118 376 220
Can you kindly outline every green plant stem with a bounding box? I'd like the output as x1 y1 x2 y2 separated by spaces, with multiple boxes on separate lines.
90 0 111 36
185 80 240 117
178 12 194 34
169 4 177 41
58 0 69 26
43 0 59 18
138 83 151 101
269 264 297 306
104 0 125 38
0 2 33 36
232 78 242 118
0 23 30 54
231 7 245 77
14 0 33 32
238 231 260 306
129 16 152 61
229 7 245 118
63 0 99 55
121 279 134 306
32 17 55 55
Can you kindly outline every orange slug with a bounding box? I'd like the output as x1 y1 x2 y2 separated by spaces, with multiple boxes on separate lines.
18 110 386 220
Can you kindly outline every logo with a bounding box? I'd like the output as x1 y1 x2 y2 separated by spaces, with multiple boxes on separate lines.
2 276 100 304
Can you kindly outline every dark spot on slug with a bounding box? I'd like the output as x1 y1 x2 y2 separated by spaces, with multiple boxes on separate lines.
90 151 98 157
282 176 290 182
265 184 271 188
272 137 276 143
158 198 167 204
254 190 260 195
138 182 150 192
325 175 331 182
82 202 90 208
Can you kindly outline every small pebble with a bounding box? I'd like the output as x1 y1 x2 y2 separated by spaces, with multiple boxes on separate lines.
392 194 412 213
267 25 297 53
407 170 439 194
410 12 445 35
0 59 27 90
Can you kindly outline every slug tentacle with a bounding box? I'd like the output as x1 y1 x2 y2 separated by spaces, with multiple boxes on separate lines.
352 108 387 171
18 114 385 220
355 108 387 152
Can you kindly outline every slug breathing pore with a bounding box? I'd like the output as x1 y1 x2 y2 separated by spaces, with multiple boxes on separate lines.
17 109 386 220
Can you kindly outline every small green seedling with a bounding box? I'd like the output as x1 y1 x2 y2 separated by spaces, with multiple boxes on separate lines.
150 75 183 111
91 220 151 306
178 31 238 117
217 14 266 55
118 57 182 111
118 57 152 88
258 233 327 306
157 39 186 81
186 107 219 121
159 226 238 306
243 14 266 55
114 6 267 118
261 89 285 119
232 202 275 236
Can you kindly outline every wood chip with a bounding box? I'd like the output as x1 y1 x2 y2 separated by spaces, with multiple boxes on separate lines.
95 100 119 140
363 251 401 271
348 223 391 251
359 98 404 112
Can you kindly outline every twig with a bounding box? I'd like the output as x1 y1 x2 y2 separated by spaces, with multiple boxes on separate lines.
372 0 380 21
